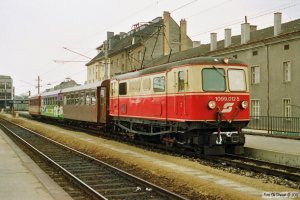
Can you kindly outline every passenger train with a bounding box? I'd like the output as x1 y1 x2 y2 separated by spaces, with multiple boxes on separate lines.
29 57 249 155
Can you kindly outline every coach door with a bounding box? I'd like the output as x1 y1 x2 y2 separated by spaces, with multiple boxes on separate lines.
99 87 107 123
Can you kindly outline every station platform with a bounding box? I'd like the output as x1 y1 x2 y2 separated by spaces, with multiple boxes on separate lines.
0 129 72 200
244 134 300 167
245 134 300 155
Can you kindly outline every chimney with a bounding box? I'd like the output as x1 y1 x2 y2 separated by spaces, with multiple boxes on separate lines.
107 32 114 40
163 11 171 56
241 23 250 44
193 41 201 48
224 28 231 48
210 33 217 51
120 32 126 38
274 12 282 36
180 19 188 51
107 32 114 50
250 25 257 32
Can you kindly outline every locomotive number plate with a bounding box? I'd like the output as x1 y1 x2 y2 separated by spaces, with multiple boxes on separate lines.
215 96 240 102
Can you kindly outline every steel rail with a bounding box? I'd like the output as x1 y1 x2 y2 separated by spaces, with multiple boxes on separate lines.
211 154 300 182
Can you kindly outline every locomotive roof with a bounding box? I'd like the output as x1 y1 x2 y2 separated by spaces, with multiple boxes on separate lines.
113 56 246 81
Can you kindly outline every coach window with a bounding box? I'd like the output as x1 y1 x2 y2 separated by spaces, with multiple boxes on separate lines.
178 71 185 92
64 96 67 105
91 91 96 105
74 93 79 105
86 92 91 105
119 82 127 95
202 68 225 91
80 92 85 105
153 76 165 92
70 94 74 105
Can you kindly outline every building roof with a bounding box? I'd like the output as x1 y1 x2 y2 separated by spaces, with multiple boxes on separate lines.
0 75 12 80
86 19 163 66
149 18 300 66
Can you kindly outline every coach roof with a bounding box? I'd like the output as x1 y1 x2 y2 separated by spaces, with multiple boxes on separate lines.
41 81 102 97
113 56 246 81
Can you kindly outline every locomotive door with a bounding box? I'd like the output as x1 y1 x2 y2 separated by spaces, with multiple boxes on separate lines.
99 87 107 123
176 70 187 119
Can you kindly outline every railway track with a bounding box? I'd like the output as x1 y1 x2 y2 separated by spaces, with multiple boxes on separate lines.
9 113 300 186
213 154 300 183
0 118 187 200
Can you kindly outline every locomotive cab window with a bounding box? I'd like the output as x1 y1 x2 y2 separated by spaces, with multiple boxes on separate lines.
119 82 127 95
153 76 165 92
202 68 225 91
228 69 246 91
178 71 185 92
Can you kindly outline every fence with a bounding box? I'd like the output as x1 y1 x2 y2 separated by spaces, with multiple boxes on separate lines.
247 116 300 136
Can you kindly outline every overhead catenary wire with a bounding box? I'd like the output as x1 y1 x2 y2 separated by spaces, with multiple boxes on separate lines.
171 0 199 13
190 1 300 38
37 0 166 81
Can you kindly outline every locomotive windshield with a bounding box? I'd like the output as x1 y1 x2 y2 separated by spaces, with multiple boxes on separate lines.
202 67 246 92
202 68 226 91
228 69 246 91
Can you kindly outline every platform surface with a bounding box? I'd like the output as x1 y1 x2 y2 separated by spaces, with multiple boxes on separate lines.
0 128 72 200
245 134 300 156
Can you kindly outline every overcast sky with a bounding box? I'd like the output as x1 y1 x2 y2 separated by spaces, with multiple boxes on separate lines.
1 0 299 95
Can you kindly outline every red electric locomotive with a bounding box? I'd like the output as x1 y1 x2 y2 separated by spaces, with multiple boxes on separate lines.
110 57 249 155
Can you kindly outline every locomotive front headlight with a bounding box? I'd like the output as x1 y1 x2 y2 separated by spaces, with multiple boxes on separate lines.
208 100 216 109
223 57 229 64
241 101 248 109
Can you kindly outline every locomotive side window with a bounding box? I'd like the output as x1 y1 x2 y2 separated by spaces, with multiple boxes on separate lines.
129 79 141 92
202 68 225 91
178 71 185 92
119 82 127 95
142 78 151 91
228 69 246 91
153 76 165 92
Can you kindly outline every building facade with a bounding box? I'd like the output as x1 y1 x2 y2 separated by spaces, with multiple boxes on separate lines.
207 14 300 118
0 75 14 109
86 12 300 120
